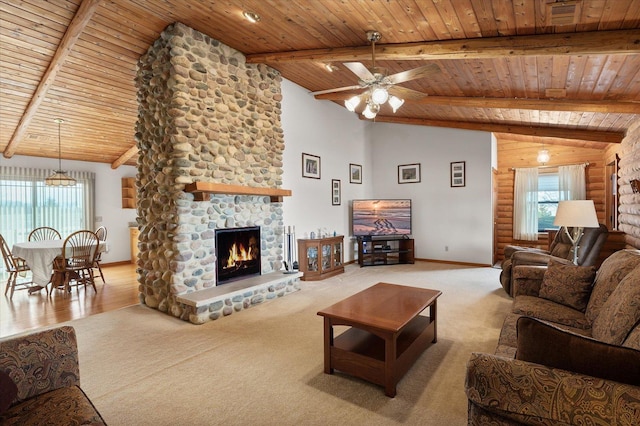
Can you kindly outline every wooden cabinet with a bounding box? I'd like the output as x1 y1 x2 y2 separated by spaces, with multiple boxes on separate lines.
357 237 415 267
129 227 139 264
121 177 136 209
297 235 344 281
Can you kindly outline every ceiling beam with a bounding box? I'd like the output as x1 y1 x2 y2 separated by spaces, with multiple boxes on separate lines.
313 93 640 114
111 145 138 169
2 0 102 158
370 116 625 144
246 29 640 64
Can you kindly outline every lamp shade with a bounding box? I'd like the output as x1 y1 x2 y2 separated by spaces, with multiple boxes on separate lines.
553 200 599 228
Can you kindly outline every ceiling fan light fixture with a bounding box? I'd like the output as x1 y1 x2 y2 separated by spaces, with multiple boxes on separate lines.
388 95 405 113
242 11 260 23
345 95 361 112
370 86 389 105
363 103 378 119
45 118 76 187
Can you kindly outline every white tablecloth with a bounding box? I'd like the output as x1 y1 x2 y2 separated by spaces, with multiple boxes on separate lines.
12 240 107 286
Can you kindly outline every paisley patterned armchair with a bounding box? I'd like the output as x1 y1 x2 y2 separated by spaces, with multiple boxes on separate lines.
0 326 106 425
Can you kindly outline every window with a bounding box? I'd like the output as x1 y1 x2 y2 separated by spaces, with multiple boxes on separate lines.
538 173 560 231
0 167 95 254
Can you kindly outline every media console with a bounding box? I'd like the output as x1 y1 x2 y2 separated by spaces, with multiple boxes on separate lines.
357 236 415 267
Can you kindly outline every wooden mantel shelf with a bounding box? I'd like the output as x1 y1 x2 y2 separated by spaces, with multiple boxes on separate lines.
184 182 292 202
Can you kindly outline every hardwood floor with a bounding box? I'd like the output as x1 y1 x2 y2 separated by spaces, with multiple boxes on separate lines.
1 263 139 338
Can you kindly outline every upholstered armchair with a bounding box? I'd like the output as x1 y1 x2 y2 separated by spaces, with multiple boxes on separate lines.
499 224 608 296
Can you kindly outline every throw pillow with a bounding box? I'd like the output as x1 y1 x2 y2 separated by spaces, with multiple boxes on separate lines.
591 267 640 345
538 259 596 311
0 370 18 413
516 316 640 386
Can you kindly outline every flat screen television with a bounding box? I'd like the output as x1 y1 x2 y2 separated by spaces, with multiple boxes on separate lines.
351 199 412 237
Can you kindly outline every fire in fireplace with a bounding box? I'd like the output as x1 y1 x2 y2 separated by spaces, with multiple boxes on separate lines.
215 226 261 284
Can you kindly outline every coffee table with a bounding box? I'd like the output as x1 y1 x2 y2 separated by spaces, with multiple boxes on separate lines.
317 282 442 397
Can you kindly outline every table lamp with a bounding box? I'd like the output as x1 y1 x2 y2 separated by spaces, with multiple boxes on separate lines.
553 200 599 264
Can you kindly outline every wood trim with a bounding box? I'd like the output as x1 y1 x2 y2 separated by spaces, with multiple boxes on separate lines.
184 182 292 202
246 29 640 63
111 145 139 169
314 94 640 114
371 116 625 143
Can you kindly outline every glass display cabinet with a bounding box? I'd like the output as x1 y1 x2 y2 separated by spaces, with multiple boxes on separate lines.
297 235 344 281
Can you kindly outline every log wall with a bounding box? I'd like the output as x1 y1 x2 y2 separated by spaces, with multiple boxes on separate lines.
612 119 640 249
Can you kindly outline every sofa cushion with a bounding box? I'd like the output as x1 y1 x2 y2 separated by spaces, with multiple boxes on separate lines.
512 295 592 330
0 370 17 413
516 316 640 386
586 249 640 323
624 326 640 351
538 259 596 311
591 267 640 345
0 386 106 425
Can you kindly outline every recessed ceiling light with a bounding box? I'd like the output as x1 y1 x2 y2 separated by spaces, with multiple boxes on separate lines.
243 11 260 23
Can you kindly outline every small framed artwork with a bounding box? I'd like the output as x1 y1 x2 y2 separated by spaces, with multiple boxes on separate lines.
451 161 466 187
331 179 341 205
349 163 362 184
398 163 421 184
302 153 321 179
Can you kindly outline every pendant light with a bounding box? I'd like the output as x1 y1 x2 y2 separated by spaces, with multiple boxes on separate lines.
45 118 76 187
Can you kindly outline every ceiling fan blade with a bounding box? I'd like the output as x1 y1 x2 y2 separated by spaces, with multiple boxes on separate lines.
388 86 428 100
310 85 363 96
387 63 441 85
344 62 375 81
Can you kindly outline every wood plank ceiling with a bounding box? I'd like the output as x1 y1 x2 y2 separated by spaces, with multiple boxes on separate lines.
1 0 639 168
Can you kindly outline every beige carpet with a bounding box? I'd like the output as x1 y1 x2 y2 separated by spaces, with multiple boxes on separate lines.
64 262 511 425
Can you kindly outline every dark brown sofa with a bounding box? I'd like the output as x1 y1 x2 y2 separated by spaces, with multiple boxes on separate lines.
466 249 640 425
0 326 106 425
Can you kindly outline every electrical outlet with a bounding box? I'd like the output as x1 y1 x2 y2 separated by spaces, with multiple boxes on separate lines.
445 246 449 252
95 216 103 222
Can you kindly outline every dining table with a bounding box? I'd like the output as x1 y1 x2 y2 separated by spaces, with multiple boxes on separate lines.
12 239 108 290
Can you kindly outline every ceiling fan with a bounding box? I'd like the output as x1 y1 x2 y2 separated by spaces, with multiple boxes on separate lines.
311 30 440 119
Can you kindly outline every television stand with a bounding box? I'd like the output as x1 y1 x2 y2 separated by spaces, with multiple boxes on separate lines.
357 237 415 267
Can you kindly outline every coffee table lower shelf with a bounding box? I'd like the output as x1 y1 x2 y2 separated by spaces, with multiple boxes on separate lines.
329 315 435 396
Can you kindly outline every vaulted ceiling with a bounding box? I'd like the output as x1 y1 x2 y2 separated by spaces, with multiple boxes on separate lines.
1 0 639 168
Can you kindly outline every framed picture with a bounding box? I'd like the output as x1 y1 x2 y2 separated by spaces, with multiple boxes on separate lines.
398 163 421 184
349 163 362 184
331 179 341 205
302 153 321 179
451 161 466 187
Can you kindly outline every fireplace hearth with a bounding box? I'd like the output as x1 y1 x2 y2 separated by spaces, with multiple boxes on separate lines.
215 226 261 284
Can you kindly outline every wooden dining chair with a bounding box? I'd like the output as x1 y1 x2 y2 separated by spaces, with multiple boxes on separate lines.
28 226 61 241
1 233 32 299
93 226 107 283
53 230 99 294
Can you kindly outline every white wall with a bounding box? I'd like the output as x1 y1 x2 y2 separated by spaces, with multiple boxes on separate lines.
280 79 369 260
280 80 494 265
0 155 137 264
369 123 494 264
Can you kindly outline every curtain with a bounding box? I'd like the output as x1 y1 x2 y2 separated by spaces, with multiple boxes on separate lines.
559 164 586 200
0 167 95 250
513 167 539 240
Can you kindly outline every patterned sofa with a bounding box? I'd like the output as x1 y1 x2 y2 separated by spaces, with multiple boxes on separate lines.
0 326 106 425
466 249 640 425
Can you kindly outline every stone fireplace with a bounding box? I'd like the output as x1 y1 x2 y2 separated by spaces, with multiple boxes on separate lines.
134 22 301 324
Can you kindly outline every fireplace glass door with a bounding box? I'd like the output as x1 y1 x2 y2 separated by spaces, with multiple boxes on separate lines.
215 226 261 283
